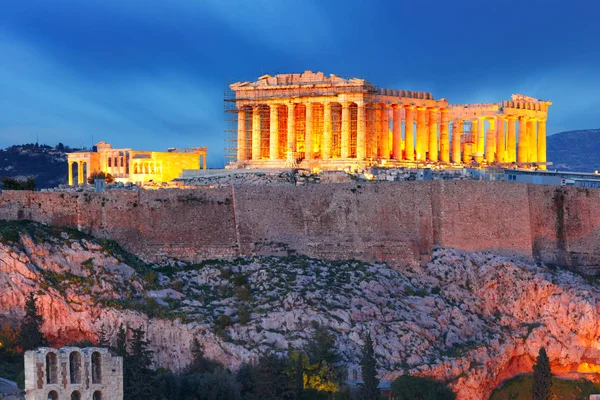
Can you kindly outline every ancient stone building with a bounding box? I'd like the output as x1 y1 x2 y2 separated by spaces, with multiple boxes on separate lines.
67 142 207 186
24 347 122 400
227 71 551 170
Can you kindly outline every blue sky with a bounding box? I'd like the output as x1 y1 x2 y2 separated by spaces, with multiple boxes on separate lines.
0 0 598 167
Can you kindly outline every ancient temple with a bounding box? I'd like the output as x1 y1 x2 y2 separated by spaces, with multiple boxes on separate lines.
227 71 551 170
67 142 207 185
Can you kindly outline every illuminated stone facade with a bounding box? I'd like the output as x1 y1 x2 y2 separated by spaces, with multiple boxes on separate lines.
67 142 207 185
24 347 122 400
229 71 551 170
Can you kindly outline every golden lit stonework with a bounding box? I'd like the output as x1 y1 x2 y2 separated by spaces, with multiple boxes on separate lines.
66 141 207 185
226 71 551 170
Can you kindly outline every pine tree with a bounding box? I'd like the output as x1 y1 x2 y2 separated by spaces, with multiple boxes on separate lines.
124 325 154 400
115 324 127 357
532 347 552 400
359 333 379 400
97 324 109 348
18 293 47 351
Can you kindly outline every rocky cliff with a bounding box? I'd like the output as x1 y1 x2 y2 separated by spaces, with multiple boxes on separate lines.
1 221 600 399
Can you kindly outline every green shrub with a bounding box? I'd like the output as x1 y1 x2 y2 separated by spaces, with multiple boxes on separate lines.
490 374 599 400
391 375 455 400
237 308 250 325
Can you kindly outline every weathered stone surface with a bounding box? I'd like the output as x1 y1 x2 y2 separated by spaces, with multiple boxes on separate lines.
1 182 600 274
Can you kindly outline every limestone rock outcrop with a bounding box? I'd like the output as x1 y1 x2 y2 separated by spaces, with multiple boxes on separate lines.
1 222 600 399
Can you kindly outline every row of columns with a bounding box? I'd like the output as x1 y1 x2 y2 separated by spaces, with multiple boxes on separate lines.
237 103 546 167
105 152 129 178
454 115 547 168
67 161 88 186
132 162 163 175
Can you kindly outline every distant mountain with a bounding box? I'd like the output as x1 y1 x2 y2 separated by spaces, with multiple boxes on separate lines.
548 129 600 172
0 143 81 189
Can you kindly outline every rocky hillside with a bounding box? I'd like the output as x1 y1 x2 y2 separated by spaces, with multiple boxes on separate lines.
0 144 80 190
548 129 600 172
1 220 600 399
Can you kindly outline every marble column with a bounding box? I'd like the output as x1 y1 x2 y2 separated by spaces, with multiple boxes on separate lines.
341 102 351 158
252 106 261 161
380 104 389 158
428 108 439 161
495 116 506 163
485 129 495 163
471 119 478 159
287 104 296 153
416 107 427 161
440 109 449 163
68 162 73 186
518 116 528 163
528 118 537 163
322 102 332 159
237 108 246 161
305 103 314 160
77 161 84 185
392 105 403 160
507 116 517 163
269 104 279 160
451 120 462 163
404 106 415 161
538 118 547 170
356 102 367 160
476 117 485 163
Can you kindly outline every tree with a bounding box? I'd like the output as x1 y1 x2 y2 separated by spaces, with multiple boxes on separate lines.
18 293 47 351
358 333 379 400
2 177 36 191
114 324 127 357
97 324 109 348
124 325 154 400
237 354 293 400
532 347 552 400
391 375 455 400
87 171 115 184
306 323 339 365
187 337 220 375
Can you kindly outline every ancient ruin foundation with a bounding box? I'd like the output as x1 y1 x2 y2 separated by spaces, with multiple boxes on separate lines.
225 71 551 170
24 347 122 400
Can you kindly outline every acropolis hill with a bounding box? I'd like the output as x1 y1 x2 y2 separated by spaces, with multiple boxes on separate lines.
226 71 551 170
1 180 600 275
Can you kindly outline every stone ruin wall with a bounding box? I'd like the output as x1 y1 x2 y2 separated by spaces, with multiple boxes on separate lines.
1 181 599 274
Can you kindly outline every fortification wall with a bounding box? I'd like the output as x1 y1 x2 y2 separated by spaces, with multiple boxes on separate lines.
1 182 599 273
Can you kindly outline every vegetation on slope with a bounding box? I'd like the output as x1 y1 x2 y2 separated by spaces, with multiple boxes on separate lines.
489 375 599 400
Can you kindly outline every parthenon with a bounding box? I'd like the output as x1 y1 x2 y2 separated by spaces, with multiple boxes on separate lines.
227 71 551 170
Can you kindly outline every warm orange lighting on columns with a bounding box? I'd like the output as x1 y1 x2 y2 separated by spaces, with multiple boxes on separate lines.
404 106 415 161
416 107 427 161
518 116 528 163
463 143 472 163
356 102 366 160
451 120 462 163
237 108 247 161
440 109 449 163
341 102 351 158
428 108 439 161
287 104 296 153
252 105 261 161
305 103 314 160
382 104 390 158
495 116 505 163
269 104 279 160
485 129 495 163
392 105 403 160
322 102 332 160
475 117 485 163
528 118 537 163
68 162 73 186
77 161 84 185
538 118 547 170
507 116 517 163
376 105 389 158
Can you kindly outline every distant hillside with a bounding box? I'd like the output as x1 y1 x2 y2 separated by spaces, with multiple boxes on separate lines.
0 143 81 189
548 129 600 172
